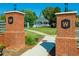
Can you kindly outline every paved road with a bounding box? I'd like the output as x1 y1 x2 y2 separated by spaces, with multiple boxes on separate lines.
21 29 56 56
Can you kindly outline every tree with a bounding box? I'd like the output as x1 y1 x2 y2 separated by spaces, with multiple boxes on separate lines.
42 7 61 28
21 10 37 27
0 14 5 20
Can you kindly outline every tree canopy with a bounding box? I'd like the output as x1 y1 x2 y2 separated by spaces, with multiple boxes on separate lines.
0 14 5 20
21 10 37 27
42 7 61 28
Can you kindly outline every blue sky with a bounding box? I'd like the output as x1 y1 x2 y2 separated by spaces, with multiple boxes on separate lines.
0 3 79 16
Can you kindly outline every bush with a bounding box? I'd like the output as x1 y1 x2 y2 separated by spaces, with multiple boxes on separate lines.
76 22 79 27
0 44 5 49
25 36 37 45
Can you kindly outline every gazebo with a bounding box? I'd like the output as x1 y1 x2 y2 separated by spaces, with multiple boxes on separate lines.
33 13 49 27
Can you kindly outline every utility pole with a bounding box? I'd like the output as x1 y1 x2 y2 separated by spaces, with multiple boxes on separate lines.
14 4 16 10
64 3 68 12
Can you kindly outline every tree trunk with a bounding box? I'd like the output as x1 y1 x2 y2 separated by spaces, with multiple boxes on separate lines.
49 20 56 28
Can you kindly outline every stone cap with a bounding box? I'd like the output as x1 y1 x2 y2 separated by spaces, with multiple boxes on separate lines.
4 11 25 15
55 11 77 15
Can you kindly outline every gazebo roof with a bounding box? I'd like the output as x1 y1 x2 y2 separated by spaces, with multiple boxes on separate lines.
36 13 49 23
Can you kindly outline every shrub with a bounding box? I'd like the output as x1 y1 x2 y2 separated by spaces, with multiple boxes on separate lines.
0 44 5 49
25 36 37 45
76 22 79 27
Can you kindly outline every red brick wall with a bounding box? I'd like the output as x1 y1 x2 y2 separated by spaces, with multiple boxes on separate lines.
5 12 25 48
56 37 77 56
57 14 76 37
56 13 77 56
0 34 5 44
5 12 24 31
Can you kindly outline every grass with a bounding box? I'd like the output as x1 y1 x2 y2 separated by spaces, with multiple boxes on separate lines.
25 31 43 45
29 27 57 35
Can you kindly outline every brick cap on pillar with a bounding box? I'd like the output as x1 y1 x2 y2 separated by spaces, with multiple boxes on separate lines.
55 11 77 15
4 11 25 15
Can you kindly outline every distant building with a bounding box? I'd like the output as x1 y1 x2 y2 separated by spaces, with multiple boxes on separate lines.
33 13 49 27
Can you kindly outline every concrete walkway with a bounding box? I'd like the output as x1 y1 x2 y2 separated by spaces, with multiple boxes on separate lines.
21 29 56 56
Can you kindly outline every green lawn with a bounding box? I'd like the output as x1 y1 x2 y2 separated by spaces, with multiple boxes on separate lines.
30 27 57 35
25 31 43 45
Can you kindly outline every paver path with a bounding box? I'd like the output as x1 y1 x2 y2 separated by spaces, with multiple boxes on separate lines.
21 29 56 56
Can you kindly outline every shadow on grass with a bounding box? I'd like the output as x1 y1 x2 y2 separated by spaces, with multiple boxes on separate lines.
40 41 55 56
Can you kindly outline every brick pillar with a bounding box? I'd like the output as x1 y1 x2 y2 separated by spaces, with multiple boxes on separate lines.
5 11 25 49
55 11 77 56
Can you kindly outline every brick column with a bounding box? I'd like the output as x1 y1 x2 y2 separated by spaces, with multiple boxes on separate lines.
55 11 77 56
5 11 25 50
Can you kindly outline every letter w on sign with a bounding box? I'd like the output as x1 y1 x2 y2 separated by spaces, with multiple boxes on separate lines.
61 19 70 29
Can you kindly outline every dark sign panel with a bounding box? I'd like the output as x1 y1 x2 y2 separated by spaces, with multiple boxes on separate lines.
61 19 70 29
8 16 13 24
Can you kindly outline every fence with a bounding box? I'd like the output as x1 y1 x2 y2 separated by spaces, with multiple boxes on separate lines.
0 20 6 34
